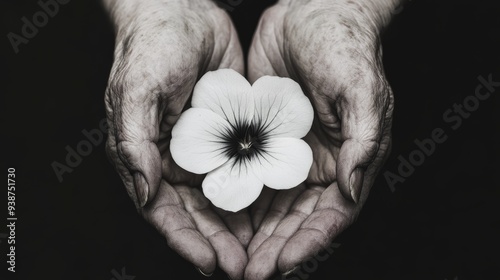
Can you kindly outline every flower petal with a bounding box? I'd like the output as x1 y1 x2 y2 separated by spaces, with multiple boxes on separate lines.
258 137 313 190
170 108 232 174
251 76 314 138
192 69 254 127
203 159 264 212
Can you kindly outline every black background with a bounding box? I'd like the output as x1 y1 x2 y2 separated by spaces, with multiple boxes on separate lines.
1 0 500 279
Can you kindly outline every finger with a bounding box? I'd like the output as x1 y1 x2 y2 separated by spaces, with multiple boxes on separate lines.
250 187 276 230
109 84 163 208
176 186 248 280
214 207 253 248
336 79 390 203
247 186 305 257
245 187 323 280
278 182 356 272
142 180 216 274
104 113 130 185
105 94 140 206
217 17 245 76
247 5 288 83
247 32 279 83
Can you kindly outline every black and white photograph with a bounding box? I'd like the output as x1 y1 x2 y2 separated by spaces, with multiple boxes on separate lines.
2 0 499 279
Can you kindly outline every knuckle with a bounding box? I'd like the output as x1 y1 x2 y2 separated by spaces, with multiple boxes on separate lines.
116 140 138 167
107 52 197 106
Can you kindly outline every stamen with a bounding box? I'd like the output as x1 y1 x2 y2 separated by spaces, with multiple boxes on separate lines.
238 141 253 155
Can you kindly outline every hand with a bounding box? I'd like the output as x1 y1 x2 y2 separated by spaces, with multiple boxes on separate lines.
245 0 397 278
103 0 250 278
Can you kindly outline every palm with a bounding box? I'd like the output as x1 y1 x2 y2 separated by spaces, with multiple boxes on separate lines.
244 3 393 279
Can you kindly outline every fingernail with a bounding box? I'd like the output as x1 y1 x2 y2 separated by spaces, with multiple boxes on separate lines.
283 266 299 276
133 173 149 207
349 168 364 204
196 267 213 277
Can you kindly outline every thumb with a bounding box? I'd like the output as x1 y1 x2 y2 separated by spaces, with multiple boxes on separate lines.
112 89 162 208
336 87 386 203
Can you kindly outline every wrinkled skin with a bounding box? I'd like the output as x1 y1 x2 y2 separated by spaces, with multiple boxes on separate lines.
104 2 253 279
104 0 396 279
244 2 394 279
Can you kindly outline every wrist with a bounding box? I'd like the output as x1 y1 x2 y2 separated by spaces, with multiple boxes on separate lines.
102 0 221 37
360 0 405 30
278 0 403 33
331 0 403 32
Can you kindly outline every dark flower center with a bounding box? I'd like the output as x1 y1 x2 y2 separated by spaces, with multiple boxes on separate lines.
220 121 269 164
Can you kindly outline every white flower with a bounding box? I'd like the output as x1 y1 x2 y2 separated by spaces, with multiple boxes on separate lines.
170 69 314 212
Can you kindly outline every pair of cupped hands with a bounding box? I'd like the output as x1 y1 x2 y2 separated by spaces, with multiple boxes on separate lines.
104 0 396 279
